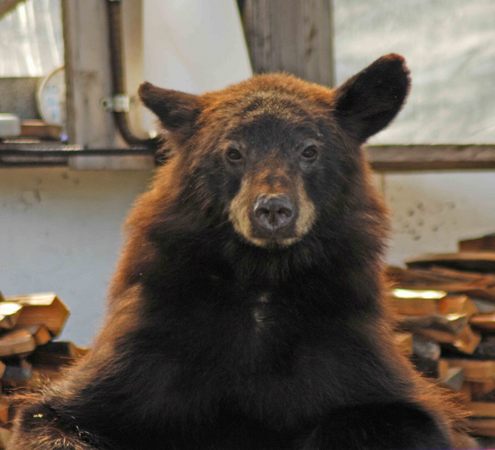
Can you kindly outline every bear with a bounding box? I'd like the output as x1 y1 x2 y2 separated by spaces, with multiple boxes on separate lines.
8 54 473 449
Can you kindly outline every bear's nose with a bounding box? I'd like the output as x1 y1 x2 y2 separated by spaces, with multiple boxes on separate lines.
252 194 295 233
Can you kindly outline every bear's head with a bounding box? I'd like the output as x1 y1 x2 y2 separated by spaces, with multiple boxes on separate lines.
139 54 410 250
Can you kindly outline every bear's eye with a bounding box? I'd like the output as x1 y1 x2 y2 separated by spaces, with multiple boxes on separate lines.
301 145 318 161
226 147 243 162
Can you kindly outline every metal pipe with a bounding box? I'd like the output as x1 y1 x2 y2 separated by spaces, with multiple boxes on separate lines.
105 0 157 147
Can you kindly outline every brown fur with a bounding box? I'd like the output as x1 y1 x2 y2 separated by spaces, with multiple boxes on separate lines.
8 54 475 449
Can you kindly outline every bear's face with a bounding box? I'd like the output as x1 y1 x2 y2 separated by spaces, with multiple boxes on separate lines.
213 91 330 248
139 54 410 248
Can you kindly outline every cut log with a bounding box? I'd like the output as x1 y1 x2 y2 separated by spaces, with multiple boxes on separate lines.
447 360 495 382
459 234 495 252
406 252 495 273
5 293 69 337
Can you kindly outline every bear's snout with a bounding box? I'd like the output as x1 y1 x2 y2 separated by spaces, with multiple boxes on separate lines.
251 194 296 237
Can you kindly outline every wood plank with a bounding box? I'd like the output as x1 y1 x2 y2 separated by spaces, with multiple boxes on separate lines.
0 328 36 357
241 0 334 86
389 290 478 318
469 380 495 399
0 0 23 18
0 400 9 424
68 154 154 171
394 332 413 356
5 292 69 337
469 417 495 437
447 360 495 382
406 252 495 273
20 120 62 140
459 234 495 252
61 0 120 148
471 314 495 332
469 402 495 418
3 143 495 172
0 146 155 169
0 427 11 448
368 145 495 172
415 325 480 355
0 302 23 330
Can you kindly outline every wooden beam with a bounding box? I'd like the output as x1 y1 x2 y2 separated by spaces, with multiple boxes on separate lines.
0 0 24 19
0 145 154 169
241 0 334 86
121 0 148 140
68 154 154 171
368 145 495 172
61 0 120 148
2 144 495 172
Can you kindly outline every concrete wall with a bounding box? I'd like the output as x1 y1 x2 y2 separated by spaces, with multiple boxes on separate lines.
0 168 152 345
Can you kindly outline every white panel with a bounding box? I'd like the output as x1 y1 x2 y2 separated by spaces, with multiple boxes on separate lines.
143 0 252 93
383 172 495 265
0 168 152 345
334 0 495 144
142 0 252 133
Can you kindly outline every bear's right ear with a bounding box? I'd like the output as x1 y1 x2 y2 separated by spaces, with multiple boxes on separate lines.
138 82 202 136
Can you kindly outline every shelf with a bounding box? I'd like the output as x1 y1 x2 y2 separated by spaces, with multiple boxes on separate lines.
368 145 495 172
0 144 155 169
1 143 495 172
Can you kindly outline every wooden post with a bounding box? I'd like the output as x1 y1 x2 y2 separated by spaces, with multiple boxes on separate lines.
122 0 148 140
62 0 120 148
240 0 334 86
0 0 24 19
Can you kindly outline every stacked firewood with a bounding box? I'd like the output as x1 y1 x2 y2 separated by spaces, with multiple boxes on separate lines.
0 291 86 448
388 233 495 438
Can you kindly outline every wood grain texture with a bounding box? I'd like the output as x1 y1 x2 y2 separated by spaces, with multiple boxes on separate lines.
0 0 23 18
241 0 334 85
2 143 495 171
368 145 495 171
62 0 119 148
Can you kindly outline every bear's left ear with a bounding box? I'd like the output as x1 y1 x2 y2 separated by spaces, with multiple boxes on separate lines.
138 82 202 136
333 54 410 142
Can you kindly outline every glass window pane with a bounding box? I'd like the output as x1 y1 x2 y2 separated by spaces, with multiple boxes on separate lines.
334 0 495 144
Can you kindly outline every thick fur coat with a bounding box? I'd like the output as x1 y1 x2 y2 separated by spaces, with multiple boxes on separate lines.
9 54 473 449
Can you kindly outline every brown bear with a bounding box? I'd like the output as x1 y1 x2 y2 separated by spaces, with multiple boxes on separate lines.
9 54 473 449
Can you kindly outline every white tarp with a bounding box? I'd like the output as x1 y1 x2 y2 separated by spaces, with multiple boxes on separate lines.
143 0 252 94
141 0 252 133
334 0 495 144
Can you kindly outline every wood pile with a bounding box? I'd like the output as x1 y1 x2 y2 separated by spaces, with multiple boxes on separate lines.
0 291 86 448
388 233 495 439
